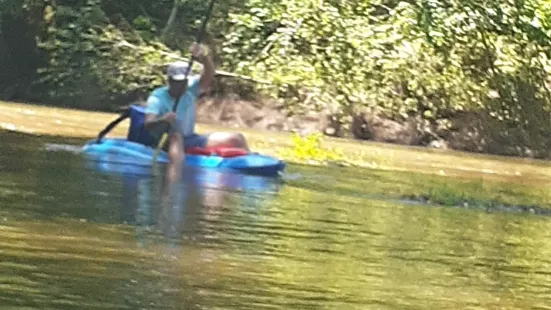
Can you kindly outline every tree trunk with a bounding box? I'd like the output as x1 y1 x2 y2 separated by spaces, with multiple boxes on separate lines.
161 0 181 42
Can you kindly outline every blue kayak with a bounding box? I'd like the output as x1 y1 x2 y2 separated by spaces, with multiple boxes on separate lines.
82 138 286 177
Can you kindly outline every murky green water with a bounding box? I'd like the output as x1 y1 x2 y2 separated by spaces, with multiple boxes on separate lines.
2 130 551 309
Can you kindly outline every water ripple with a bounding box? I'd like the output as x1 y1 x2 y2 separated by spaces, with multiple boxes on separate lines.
2 132 551 309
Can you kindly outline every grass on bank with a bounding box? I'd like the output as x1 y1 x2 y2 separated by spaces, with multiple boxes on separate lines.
3 101 551 210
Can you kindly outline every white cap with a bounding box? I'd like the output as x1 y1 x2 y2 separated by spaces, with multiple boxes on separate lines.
166 61 190 81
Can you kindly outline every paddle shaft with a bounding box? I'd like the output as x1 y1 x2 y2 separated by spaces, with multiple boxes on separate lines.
179 0 217 92
153 0 217 161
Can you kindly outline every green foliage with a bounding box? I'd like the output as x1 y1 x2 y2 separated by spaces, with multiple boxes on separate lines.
413 0 551 154
221 0 551 155
35 0 182 108
278 132 345 164
2 0 551 156
222 0 373 115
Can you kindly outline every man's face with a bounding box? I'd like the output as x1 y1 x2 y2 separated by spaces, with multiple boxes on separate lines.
168 78 188 97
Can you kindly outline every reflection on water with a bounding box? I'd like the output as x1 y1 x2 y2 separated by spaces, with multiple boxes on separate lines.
118 166 282 248
2 130 551 309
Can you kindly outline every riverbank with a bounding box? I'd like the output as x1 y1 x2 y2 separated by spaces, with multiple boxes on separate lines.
3 100 551 211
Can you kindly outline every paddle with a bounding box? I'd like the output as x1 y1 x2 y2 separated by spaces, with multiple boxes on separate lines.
152 0 217 163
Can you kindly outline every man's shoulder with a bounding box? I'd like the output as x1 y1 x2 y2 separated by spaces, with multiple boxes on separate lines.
150 86 169 97
146 86 170 113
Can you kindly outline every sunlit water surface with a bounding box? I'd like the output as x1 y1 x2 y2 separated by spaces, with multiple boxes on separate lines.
1 131 551 309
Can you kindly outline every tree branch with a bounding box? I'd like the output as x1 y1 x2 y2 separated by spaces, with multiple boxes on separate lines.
116 40 273 85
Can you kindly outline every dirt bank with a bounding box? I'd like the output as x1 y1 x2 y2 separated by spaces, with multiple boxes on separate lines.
192 95 549 160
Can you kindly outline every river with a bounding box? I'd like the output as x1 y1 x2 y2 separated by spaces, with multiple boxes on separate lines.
1 129 551 309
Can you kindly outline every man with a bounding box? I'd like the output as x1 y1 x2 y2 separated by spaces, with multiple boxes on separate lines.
144 43 249 165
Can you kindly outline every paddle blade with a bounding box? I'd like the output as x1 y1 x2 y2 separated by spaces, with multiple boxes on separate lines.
153 133 168 162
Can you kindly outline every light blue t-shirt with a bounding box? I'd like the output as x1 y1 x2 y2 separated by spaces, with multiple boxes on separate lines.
145 76 200 138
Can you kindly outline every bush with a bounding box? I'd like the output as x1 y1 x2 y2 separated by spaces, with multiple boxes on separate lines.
2 0 551 156
221 0 551 155
35 0 184 109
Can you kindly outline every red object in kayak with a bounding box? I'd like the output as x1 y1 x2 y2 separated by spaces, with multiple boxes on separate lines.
185 146 249 158
185 147 212 156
